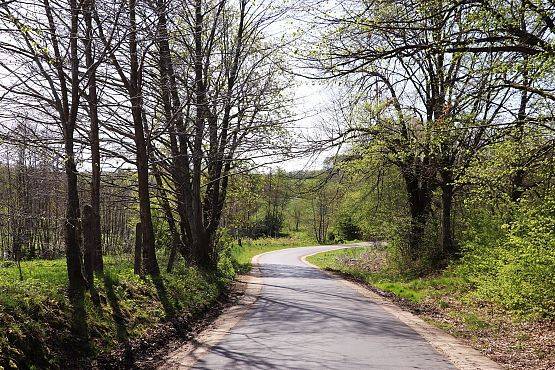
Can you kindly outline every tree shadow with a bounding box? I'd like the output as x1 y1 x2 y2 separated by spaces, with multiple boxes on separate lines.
102 272 133 363
150 274 176 319
65 288 94 369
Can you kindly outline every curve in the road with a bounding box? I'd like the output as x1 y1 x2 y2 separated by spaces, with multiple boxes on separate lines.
162 245 499 369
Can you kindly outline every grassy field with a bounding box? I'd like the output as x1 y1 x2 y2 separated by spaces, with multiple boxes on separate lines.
307 246 554 370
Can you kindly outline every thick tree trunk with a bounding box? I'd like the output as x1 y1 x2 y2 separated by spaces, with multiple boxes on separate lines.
82 205 100 305
403 169 433 261
192 232 216 270
64 143 88 337
440 174 457 257
64 149 83 290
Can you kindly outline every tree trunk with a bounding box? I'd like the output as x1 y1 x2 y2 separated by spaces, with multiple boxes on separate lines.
403 169 433 260
82 205 95 285
84 0 103 272
192 232 216 270
440 174 456 257
64 142 88 337
82 205 100 305
511 83 528 203
129 0 160 276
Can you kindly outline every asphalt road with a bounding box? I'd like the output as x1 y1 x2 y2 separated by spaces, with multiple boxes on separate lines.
193 245 455 369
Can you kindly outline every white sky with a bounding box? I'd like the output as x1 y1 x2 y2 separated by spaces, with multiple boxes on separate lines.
263 0 341 172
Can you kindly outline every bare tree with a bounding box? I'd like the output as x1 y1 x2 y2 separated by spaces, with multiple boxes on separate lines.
0 0 89 334
150 0 290 268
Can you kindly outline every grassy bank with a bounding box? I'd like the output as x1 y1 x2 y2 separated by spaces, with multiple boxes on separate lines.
0 256 231 369
307 246 554 370
0 233 316 368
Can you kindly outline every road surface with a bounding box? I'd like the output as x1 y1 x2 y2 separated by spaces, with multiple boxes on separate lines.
193 245 455 369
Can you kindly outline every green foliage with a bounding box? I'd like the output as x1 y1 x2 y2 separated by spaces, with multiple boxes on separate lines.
459 194 555 319
335 214 362 241
247 212 285 238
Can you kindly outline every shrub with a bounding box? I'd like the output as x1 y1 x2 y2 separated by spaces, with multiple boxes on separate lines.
241 212 284 238
458 195 555 319
335 215 362 241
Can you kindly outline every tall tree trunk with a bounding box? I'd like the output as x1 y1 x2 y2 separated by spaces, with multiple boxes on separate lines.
84 0 103 272
191 0 212 269
60 0 88 338
154 0 189 269
511 75 528 203
129 0 160 276
440 170 456 257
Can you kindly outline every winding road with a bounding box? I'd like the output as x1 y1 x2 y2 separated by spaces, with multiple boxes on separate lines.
188 245 457 369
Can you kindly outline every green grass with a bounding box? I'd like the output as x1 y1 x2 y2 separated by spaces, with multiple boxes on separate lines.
0 231 321 368
0 232 317 368
0 255 229 369
307 246 467 303
230 231 316 273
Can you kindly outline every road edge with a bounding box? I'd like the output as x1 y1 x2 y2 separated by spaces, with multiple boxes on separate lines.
158 251 269 369
301 251 503 370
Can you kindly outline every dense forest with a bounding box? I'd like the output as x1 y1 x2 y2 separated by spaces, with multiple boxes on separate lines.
0 0 553 368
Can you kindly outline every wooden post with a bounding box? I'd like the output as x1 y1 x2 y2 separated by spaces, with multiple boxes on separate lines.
134 222 143 276
82 205 95 285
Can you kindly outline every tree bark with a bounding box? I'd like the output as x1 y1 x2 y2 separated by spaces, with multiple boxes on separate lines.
440 171 457 257
403 166 434 261
82 205 95 286
129 0 160 276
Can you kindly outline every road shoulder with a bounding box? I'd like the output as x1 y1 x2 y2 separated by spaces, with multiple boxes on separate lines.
301 251 503 370
158 253 266 369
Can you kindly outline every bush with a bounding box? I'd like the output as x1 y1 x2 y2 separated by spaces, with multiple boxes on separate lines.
242 212 284 238
458 195 555 319
335 215 362 241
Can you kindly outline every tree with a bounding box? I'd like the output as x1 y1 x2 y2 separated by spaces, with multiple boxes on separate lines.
0 0 89 336
150 0 290 268
306 0 517 264
92 0 161 276
83 0 103 272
